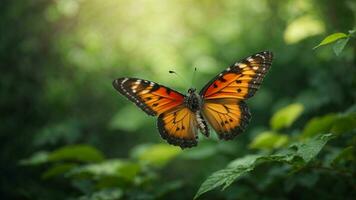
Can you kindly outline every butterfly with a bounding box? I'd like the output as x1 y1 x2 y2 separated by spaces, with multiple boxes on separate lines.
113 51 273 149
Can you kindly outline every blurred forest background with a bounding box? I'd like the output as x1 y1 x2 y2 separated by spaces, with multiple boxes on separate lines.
1 0 355 199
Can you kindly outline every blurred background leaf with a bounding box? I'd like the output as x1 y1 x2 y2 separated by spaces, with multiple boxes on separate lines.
270 103 304 131
249 131 289 150
48 145 105 163
131 143 181 167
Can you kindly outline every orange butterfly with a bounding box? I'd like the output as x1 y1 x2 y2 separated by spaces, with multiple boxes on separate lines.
113 51 273 148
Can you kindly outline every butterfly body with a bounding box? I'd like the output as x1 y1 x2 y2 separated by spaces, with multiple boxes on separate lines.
113 51 273 149
184 88 202 112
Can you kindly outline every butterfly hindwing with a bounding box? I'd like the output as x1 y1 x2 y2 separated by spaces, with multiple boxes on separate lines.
202 99 251 140
200 51 273 100
157 106 199 148
113 78 184 116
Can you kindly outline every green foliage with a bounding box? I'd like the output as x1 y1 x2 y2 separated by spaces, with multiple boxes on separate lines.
284 15 325 44
194 133 334 199
20 151 50 166
332 146 354 165
249 131 289 150
21 145 105 166
270 103 304 131
42 163 78 179
332 37 350 56
130 144 181 167
48 145 105 163
313 33 348 48
68 159 140 182
302 112 356 138
314 29 355 55
301 114 338 138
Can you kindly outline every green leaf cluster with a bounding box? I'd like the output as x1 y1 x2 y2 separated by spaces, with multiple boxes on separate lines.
195 133 334 199
195 101 356 199
314 30 355 56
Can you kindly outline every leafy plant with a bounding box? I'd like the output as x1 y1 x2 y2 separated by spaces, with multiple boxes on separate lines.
195 133 334 199
194 102 356 199
314 29 355 55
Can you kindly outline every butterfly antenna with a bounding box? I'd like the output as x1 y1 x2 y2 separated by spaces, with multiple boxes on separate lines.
190 67 197 89
169 70 190 89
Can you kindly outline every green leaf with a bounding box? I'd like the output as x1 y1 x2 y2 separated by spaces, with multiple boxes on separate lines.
332 146 354 165
332 38 349 56
283 15 325 44
69 159 140 182
131 143 181 166
302 109 356 138
270 103 304 130
313 32 348 49
20 151 49 165
249 131 289 150
194 155 261 199
42 163 78 179
301 114 337 139
194 133 334 199
291 133 334 163
116 162 141 181
348 29 355 36
331 113 356 135
48 145 105 163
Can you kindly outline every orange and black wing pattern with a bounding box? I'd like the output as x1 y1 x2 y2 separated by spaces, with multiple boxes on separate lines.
157 106 199 148
200 51 273 139
200 51 273 100
113 78 184 116
202 99 251 140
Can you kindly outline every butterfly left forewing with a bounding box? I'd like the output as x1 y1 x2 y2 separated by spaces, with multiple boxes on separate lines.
113 78 184 116
157 106 199 148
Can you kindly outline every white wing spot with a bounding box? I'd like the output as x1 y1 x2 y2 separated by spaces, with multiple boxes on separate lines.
238 63 247 68
131 84 138 90
141 90 149 94
121 78 128 84
257 54 265 59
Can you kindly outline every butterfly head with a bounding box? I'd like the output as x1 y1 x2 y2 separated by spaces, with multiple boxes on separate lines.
188 88 196 94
